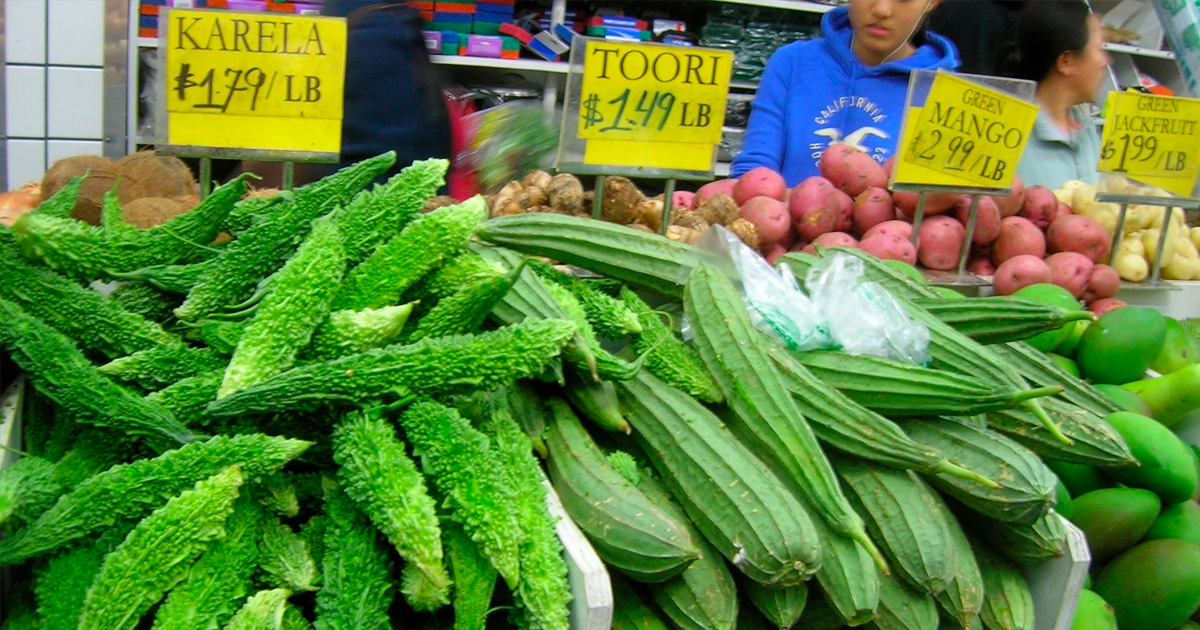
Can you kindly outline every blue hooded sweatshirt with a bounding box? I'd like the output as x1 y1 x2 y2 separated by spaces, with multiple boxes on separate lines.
731 7 960 187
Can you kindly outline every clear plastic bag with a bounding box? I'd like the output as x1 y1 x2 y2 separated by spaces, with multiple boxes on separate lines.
686 226 930 364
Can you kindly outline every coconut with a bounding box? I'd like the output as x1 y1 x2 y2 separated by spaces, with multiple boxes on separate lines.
122 197 191 229
115 151 197 198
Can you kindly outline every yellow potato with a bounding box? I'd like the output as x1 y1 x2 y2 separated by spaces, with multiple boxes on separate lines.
1162 254 1194 281
1076 201 1119 235
1142 227 1179 265
1178 237 1200 260
1115 252 1149 282
1191 226 1200 252
1070 184 1098 211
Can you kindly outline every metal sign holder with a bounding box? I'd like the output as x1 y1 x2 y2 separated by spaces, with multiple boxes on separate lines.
1096 191 1200 284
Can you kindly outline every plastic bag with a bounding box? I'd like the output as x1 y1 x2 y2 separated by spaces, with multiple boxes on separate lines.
686 226 930 364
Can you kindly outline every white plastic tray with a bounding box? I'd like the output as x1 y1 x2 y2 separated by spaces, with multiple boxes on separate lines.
1025 512 1092 630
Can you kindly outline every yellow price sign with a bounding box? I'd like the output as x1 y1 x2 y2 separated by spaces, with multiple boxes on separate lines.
1098 91 1200 198
894 73 1038 190
162 9 347 157
576 41 732 172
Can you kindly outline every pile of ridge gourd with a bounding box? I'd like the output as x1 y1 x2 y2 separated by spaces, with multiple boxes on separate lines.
0 151 1178 630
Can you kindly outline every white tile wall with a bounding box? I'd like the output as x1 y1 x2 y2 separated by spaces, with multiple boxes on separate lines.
46 140 103 166
47 67 104 139
5 66 46 137
5 0 47 65
6 140 47 188
47 0 105 67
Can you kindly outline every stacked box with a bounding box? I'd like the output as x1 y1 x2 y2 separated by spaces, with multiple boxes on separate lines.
410 0 434 20
440 30 460 55
500 34 519 59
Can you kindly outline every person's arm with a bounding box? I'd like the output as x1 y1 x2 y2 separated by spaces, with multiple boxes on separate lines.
730 50 793 177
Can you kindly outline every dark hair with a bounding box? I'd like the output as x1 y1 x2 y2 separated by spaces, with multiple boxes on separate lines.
1005 1 1093 82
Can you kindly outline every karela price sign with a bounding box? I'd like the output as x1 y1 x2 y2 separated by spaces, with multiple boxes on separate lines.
576 41 733 172
894 73 1038 190
160 9 347 159
1098 91 1200 198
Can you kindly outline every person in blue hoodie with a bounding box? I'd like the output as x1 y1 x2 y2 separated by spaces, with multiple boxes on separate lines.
731 0 960 187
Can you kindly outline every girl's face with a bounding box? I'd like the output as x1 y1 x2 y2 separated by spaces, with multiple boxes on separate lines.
1062 15 1112 102
848 0 938 65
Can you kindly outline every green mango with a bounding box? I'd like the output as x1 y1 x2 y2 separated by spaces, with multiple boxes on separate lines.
1105 411 1199 504
1146 501 1200 546
1071 589 1117 630
1173 622 1200 630
1048 354 1081 378
1095 539 1200 630
1125 365 1200 428
1078 307 1168 385
1069 487 1161 561
1045 460 1110 498
1058 319 1090 358
932 286 966 299
1093 383 1154 417
1013 284 1083 353
1054 479 1073 519
1153 318 1200 375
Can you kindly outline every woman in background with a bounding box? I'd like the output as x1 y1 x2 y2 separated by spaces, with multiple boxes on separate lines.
731 0 959 186
1008 1 1112 189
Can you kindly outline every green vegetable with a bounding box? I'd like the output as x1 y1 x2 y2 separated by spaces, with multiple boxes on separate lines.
152 495 265 630
176 153 393 322
304 303 415 360
531 260 642 337
146 369 224 426
332 412 448 611
479 401 571 630
259 518 320 592
0 456 63 526
223 192 291 234
219 217 346 398
283 606 313 630
35 542 105 630
0 297 194 448
0 433 310 565
224 588 292 630
207 319 576 416
620 287 722 404
399 400 522 588
332 158 449 265
111 260 213 294
444 522 499 630
0 243 177 359
414 250 504 302
31 175 85 219
13 175 249 280
98 343 227 390
407 262 523 342
108 282 182 323
331 195 487 311
543 280 642 381
313 488 395 630
76 466 245 630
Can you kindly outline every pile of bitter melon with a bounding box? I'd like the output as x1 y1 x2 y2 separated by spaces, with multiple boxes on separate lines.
0 153 1137 630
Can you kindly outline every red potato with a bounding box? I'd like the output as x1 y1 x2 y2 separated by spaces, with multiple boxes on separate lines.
696 179 738 205
789 176 853 241
883 155 896 180
1019 185 1059 229
672 190 697 210
803 231 859 254
733 167 788 204
991 216 1046 265
764 244 789 265
1045 251 1094 298
1057 200 1072 216
1082 264 1121 304
967 256 996 276
953 195 1002 245
863 219 913 242
1089 297 1127 316
992 255 1052 295
790 239 811 252
894 190 959 218
775 227 797 250
1047 214 1112 263
859 233 917 265
853 187 896 235
819 145 887 197
918 215 967 271
992 174 1026 218
739 196 792 246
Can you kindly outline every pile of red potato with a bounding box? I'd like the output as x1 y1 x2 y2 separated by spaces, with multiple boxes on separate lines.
685 146 1122 313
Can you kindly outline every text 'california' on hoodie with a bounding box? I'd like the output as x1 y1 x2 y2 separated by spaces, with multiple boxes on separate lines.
730 7 960 187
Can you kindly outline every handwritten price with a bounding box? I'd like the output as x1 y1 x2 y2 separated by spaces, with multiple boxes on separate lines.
582 89 677 134
906 129 1010 183
172 62 324 115
1098 133 1191 173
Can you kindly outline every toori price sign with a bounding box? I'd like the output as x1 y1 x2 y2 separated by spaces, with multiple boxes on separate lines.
158 9 347 160
1098 91 1200 198
560 39 733 176
893 72 1038 192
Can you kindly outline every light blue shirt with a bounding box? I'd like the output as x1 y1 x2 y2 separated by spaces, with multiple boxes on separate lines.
1017 106 1102 190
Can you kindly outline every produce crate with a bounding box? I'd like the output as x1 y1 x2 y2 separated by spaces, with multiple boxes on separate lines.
0 376 613 630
